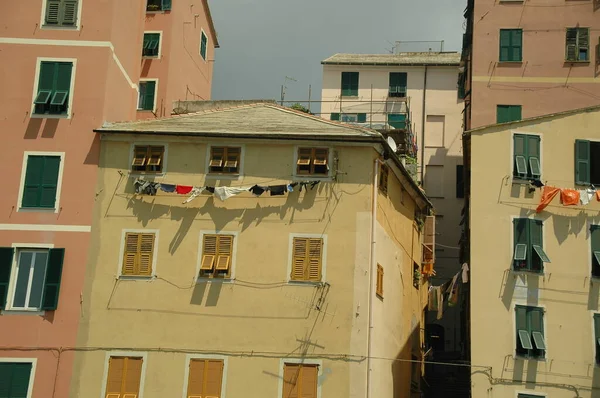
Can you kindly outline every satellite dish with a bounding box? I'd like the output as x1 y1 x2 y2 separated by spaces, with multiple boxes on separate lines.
387 136 397 152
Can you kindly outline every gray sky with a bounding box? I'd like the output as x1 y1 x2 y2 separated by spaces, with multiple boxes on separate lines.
209 0 466 103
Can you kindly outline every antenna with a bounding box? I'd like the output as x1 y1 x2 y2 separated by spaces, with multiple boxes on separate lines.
281 76 297 104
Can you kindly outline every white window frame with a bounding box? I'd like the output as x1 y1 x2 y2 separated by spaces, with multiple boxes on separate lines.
142 31 163 59
40 0 83 30
17 151 66 214
30 57 77 119
137 78 159 113
128 142 169 177
99 351 148 398
200 29 208 61
181 354 228 398
196 230 239 283
511 302 548 361
510 131 543 182
205 144 245 180
276 358 323 398
0 358 37 398
286 233 328 284
116 229 159 279
292 145 334 181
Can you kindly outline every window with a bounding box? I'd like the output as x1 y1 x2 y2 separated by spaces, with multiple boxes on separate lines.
199 234 233 278
200 31 208 60
131 145 164 174
456 165 465 199
330 113 365 123
0 247 65 311
518 394 544 398
291 237 323 282
341 72 359 96
389 72 407 97
142 33 160 57
565 27 589 62
513 133 540 179
282 363 318 398
187 359 224 398
105 357 143 398
515 305 546 359
137 81 156 111
497 105 522 124
296 148 329 176
44 0 79 27
376 264 384 298
33 61 73 116
591 225 600 278
513 218 550 272
413 262 419 289
422 216 435 265
209 147 241 174
146 0 171 11
499 29 523 62
388 113 407 129
594 313 600 364
0 362 33 398
574 140 600 185
21 155 61 209
122 233 155 277
379 164 389 195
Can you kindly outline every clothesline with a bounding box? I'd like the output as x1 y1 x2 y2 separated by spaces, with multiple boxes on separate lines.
428 263 468 320
536 184 600 213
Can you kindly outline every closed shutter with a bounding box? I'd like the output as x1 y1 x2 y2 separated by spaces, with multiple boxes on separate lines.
123 233 139 275
499 30 509 61
45 0 61 24
105 357 125 397
513 218 528 269
122 233 154 276
594 314 600 364
511 29 522 61
41 248 65 310
138 234 154 276
291 238 308 281
142 81 156 111
161 0 172 10
39 156 61 208
300 365 318 398
200 32 208 59
307 239 323 281
497 105 507 123
0 248 14 309
510 105 522 122
575 139 591 184
123 358 142 397
61 0 78 25
330 113 340 121
578 28 589 60
592 226 600 277
205 360 224 397
0 363 32 398
357 113 366 123
187 359 223 398
389 72 407 89
282 364 300 398
215 236 233 273
22 156 44 208
515 306 528 355
187 359 205 397
350 73 359 94
513 134 527 177
566 28 578 60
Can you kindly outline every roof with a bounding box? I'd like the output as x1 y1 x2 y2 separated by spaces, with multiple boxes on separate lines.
202 0 220 48
321 52 461 66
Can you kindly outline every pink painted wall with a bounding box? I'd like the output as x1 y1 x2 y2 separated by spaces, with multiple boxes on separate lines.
471 0 600 128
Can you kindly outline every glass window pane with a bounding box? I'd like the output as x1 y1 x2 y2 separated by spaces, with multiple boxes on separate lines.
532 331 546 350
13 252 33 308
515 156 527 175
518 330 533 350
28 252 48 308
514 244 527 261
533 245 550 263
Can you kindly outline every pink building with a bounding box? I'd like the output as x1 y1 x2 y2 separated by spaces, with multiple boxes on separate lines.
461 0 600 130
0 1 217 397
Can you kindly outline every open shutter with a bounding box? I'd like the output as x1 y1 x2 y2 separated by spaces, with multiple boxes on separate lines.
578 28 589 60
301 365 318 398
122 233 140 275
201 235 217 272
106 357 125 398
513 134 527 177
291 238 308 281
0 248 14 309
123 357 142 397
283 364 300 398
39 156 61 208
138 234 154 276
215 236 233 273
422 216 435 264
41 248 65 310
376 264 384 297
515 306 529 354
592 226 600 277
61 0 78 25
594 314 600 364
307 238 323 281
513 219 528 269
529 308 545 353
527 135 541 178
187 359 205 398
161 0 172 10
205 360 224 398
143 81 156 111
22 156 44 208
575 139 591 184
45 0 61 24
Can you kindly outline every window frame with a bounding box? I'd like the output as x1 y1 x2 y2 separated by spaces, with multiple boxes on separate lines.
287 233 327 284
137 78 158 112
293 146 332 179
142 31 162 58
389 72 407 98
200 29 208 61
591 224 600 279
0 358 37 398
499 28 523 62
511 132 541 180
30 57 77 119
100 351 148 398
128 143 168 176
497 105 522 124
340 71 359 97
182 354 228 398
206 146 243 176
117 229 159 279
130 145 166 174
565 27 590 62
277 358 322 398
146 0 171 12
196 231 238 281
379 163 389 196
40 0 82 30
17 151 66 213
512 217 549 273
514 305 546 360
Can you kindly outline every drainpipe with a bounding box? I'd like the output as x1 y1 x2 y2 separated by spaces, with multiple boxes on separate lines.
366 158 380 398
420 66 428 184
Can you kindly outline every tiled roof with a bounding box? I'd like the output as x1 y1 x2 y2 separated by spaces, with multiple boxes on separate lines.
322 52 461 66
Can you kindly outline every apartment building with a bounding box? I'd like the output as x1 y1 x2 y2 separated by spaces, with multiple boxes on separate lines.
466 105 600 397
321 53 466 356
0 1 217 397
70 102 435 398
460 0 600 130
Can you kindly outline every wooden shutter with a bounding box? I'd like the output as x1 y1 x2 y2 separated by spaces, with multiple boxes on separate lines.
45 0 61 24
205 360 224 397
578 28 589 60
510 105 522 122
123 357 143 397
39 156 61 208
187 359 223 398
297 148 312 166
300 365 318 398
529 308 544 355
142 81 156 111
513 218 528 269
201 235 217 272
210 147 224 167
224 147 240 169
357 113 367 123
187 359 205 397
147 146 164 167
106 357 125 397
216 235 233 273
307 238 323 281
575 139 591 184
138 234 154 276
511 29 522 61
123 233 140 275
313 149 328 166
0 248 14 309
122 233 154 276
330 113 340 121
350 72 359 94
422 216 435 264
61 0 78 25
594 314 600 363
379 164 389 195
529 220 543 271
22 156 44 208
291 238 308 281
513 134 527 177
161 0 172 10
41 248 65 310
282 364 300 398
591 226 600 276
497 105 507 123
3 363 32 398
376 264 384 297
499 29 510 61
515 306 528 354
566 28 578 60
132 146 149 167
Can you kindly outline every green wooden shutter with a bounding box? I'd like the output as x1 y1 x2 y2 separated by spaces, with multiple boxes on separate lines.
162 0 172 10
591 225 600 277
41 248 65 310
497 105 508 123
50 62 72 112
22 156 44 208
350 72 359 95
513 134 527 177
515 305 528 353
594 313 600 364
45 0 61 24
513 218 528 269
527 134 540 178
330 113 340 121
510 105 522 122
511 29 522 61
0 248 14 310
341 73 350 96
142 81 156 111
499 29 510 61
529 308 545 356
61 0 78 25
357 113 367 123
0 362 32 398
201 32 208 60
575 139 591 184
529 220 543 272
39 156 61 208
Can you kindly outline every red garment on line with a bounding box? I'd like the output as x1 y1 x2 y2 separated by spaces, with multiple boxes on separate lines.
597 190 600 202
560 189 580 206
536 186 560 213
175 185 193 194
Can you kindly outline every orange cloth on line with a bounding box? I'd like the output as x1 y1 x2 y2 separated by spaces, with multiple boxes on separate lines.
536 186 560 213
560 189 580 206
597 190 600 201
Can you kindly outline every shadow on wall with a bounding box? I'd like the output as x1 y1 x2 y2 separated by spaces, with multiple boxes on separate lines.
391 317 421 398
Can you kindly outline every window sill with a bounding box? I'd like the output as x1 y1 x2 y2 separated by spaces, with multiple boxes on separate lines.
196 277 234 284
498 61 523 65
30 113 70 120
136 109 156 113
1 310 45 316
142 56 160 60
118 275 156 281
564 60 590 64
512 177 541 184
146 10 169 14
340 95 359 98
18 207 57 213
512 269 544 275
129 171 166 178
287 280 325 286
292 175 332 182
41 24 79 31
515 355 546 361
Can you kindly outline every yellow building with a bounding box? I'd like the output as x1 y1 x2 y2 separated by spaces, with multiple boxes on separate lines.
465 105 600 398
70 103 435 398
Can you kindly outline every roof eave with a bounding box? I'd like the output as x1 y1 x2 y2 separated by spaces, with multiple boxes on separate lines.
321 61 459 67
201 0 220 48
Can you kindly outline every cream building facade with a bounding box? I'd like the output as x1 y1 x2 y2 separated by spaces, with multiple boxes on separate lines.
70 103 435 398
466 105 600 398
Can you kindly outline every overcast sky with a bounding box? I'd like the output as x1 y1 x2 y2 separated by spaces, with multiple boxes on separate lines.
209 0 466 103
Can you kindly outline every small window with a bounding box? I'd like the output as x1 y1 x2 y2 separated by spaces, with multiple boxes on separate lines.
574 139 600 185
497 105 522 124
565 27 589 62
594 313 600 365
456 165 465 199
282 363 318 398
142 33 160 57
389 72 407 97
388 113 407 129
591 225 600 278
296 148 329 176
122 233 155 277
0 362 33 397
33 61 73 116
499 29 523 62
291 237 323 282
187 359 224 397
131 145 164 173
200 234 234 278
209 147 241 174
138 81 157 111
21 155 61 209
44 0 79 27
376 264 384 298
340 113 366 123
513 134 540 179
105 357 143 398
200 31 208 60
513 218 550 272
413 262 419 289
379 163 389 196
146 0 171 11
515 305 545 359
341 72 359 96
0 247 65 311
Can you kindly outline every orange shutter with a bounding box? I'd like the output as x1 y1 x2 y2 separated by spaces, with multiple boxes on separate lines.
210 147 224 167
282 364 300 398
313 149 328 166
122 233 140 275
138 234 154 275
201 235 218 272
106 357 125 398
187 359 205 398
307 239 323 281
291 238 308 281
422 216 435 265
123 357 143 397
132 146 148 167
300 365 318 398
147 146 164 166
215 235 233 273
297 148 311 166
376 264 384 297
205 360 224 398
224 147 240 169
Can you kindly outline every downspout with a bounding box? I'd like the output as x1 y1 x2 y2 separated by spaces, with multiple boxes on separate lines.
420 66 428 184
366 158 380 398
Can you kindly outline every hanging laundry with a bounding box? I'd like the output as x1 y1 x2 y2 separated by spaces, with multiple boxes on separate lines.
249 185 268 197
529 179 544 188
597 190 600 201
535 186 560 213
134 179 159 195
205 186 215 194
560 189 580 206
437 285 444 320
461 263 469 283
579 189 595 205
447 274 460 307
175 185 193 195
214 186 251 201
269 185 287 196
286 184 294 193
160 183 176 193
182 187 204 204
310 181 320 190
428 286 439 311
